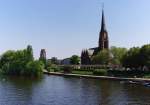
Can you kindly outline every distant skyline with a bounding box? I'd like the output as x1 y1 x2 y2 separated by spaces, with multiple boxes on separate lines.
0 0 150 59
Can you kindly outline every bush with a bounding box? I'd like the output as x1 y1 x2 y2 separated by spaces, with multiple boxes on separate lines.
25 60 44 76
46 65 60 72
46 67 51 72
107 69 149 77
61 66 73 73
53 66 60 72
93 69 107 76
144 74 150 78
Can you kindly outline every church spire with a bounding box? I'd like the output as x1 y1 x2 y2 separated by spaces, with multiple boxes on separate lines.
98 7 109 51
101 9 107 32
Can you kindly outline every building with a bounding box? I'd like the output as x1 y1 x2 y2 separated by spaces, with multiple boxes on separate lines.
81 9 109 65
39 49 46 60
61 58 71 65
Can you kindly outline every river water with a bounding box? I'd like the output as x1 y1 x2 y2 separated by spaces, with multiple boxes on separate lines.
0 75 150 105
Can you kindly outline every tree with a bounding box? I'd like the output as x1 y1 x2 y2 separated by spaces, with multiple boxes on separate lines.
70 55 80 65
122 47 140 68
110 46 127 65
0 50 15 67
139 44 150 68
0 50 27 75
25 60 44 76
51 57 59 65
91 49 110 65
122 44 150 69
0 45 43 76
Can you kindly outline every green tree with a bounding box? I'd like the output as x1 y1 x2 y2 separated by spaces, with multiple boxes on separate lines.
110 46 127 65
0 50 15 67
92 49 110 65
139 44 150 67
0 45 43 76
25 60 44 76
122 47 140 68
51 57 59 65
0 50 27 75
70 55 80 65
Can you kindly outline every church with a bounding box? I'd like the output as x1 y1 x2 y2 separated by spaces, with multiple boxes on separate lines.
81 9 109 65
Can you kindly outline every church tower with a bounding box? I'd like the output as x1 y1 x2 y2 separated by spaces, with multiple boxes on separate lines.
81 8 110 64
98 9 109 51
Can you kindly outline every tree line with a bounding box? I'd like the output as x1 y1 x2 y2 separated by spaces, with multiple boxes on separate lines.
0 45 44 76
90 44 150 70
67 44 150 70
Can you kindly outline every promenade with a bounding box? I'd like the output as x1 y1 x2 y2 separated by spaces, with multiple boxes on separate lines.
43 70 150 83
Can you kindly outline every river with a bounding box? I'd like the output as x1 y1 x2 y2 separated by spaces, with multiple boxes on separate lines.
0 75 150 105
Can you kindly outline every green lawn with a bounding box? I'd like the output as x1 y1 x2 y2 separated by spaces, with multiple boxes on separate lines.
71 70 93 75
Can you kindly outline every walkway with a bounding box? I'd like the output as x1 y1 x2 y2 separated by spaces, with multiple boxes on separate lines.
43 70 150 82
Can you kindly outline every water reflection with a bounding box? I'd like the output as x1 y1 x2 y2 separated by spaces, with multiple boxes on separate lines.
0 75 150 105
122 84 150 104
0 76 43 105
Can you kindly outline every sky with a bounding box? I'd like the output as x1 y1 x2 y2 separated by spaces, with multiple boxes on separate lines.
0 0 150 59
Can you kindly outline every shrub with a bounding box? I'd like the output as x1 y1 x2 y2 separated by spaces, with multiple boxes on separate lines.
53 66 60 72
107 69 149 77
144 74 150 78
25 60 44 76
46 67 51 72
61 66 73 73
93 69 107 76
47 65 60 72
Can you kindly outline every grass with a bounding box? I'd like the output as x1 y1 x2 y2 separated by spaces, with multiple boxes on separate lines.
143 74 150 78
71 70 93 75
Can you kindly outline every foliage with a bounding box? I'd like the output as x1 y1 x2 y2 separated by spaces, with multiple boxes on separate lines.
107 70 148 78
110 46 127 65
51 57 59 65
0 50 15 67
47 64 60 72
122 47 141 68
139 44 150 67
93 69 107 76
144 74 150 78
0 45 43 77
72 70 93 75
121 44 150 69
61 66 73 73
70 55 80 65
39 59 46 69
92 49 110 65
39 56 47 68
25 60 44 76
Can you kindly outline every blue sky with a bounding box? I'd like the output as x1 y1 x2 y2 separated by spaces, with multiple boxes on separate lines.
0 0 149 59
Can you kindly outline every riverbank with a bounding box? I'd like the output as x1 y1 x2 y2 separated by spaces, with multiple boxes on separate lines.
43 70 150 83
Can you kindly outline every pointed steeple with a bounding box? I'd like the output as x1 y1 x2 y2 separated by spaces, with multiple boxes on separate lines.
98 8 109 51
101 9 107 32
